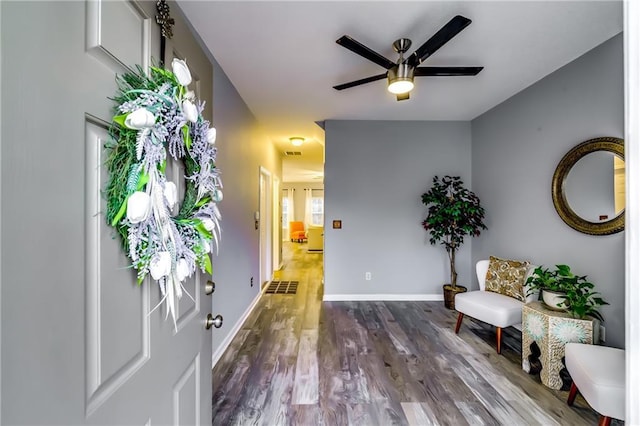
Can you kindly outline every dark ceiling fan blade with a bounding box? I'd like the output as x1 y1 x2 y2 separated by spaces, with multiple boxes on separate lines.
396 92 410 101
406 15 472 67
333 73 387 91
336 35 396 70
415 66 483 76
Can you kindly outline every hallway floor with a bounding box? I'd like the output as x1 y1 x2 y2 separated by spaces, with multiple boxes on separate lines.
211 242 604 425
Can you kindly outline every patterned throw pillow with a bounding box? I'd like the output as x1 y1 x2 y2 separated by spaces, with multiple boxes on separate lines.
484 256 531 301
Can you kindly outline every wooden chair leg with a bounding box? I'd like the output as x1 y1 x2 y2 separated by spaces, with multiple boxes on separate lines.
567 382 579 406
567 382 612 426
496 327 502 354
455 313 464 334
598 416 612 426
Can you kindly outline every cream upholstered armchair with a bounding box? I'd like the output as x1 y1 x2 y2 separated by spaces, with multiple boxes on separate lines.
565 343 625 426
454 258 538 354
307 226 323 252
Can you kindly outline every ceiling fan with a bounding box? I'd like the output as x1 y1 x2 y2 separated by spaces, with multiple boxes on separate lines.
333 15 483 101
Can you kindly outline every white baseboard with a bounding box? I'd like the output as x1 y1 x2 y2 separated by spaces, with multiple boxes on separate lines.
211 287 265 368
322 294 444 301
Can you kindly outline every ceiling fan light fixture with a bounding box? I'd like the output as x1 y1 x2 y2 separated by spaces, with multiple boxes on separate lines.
290 137 304 146
387 63 415 94
387 79 414 94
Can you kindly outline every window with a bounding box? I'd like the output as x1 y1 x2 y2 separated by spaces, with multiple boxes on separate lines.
311 197 323 226
282 196 289 228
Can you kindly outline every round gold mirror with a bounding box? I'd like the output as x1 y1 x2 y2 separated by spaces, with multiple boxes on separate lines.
552 137 624 235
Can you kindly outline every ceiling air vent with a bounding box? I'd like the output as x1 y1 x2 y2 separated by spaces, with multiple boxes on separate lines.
285 151 302 156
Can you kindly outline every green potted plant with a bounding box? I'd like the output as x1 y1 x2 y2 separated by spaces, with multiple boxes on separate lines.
526 264 608 321
421 175 487 309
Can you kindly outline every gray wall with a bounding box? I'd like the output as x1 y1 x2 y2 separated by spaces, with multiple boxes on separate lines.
179 1 284 359
471 34 624 347
324 120 472 297
207 55 282 355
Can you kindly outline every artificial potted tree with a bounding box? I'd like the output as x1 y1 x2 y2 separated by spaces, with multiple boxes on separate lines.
421 175 487 309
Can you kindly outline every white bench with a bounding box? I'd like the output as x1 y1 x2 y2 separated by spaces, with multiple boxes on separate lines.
565 342 625 425
454 259 537 354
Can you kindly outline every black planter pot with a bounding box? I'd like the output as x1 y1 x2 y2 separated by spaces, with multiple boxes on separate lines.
443 284 467 310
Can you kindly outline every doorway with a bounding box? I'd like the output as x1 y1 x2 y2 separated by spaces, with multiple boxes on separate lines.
273 176 282 271
259 167 273 287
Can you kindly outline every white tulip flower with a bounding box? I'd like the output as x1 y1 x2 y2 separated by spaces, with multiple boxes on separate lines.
212 189 223 202
207 127 217 145
202 218 216 232
202 240 211 254
185 90 195 100
126 191 151 224
176 258 190 282
124 108 155 130
164 181 178 209
172 58 192 86
182 100 198 123
149 251 172 280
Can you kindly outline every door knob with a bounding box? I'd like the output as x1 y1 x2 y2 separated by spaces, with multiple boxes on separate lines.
205 280 216 295
206 313 223 329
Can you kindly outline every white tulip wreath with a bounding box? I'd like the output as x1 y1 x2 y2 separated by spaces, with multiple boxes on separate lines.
105 59 222 327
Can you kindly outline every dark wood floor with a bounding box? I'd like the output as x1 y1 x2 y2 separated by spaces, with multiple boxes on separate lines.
212 242 608 425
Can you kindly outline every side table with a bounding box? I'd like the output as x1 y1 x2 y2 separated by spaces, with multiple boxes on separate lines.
522 301 600 390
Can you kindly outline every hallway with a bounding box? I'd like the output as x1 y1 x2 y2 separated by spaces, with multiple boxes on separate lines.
211 242 602 425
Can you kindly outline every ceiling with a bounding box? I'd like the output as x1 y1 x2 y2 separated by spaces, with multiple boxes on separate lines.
177 1 622 182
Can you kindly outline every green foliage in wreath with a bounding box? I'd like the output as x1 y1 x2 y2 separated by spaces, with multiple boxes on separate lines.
104 59 222 324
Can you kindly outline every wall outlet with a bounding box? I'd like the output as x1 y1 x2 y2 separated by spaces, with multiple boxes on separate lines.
250 277 254 287
365 272 372 281
600 324 606 343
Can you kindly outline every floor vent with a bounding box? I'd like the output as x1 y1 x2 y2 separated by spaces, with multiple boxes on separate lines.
266 280 299 294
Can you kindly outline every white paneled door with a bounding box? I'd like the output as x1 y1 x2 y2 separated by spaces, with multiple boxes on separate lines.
1 1 213 424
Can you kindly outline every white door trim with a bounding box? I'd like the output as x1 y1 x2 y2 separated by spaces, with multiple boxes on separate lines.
272 175 281 271
0 2 4 417
624 1 639 423
259 166 273 286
